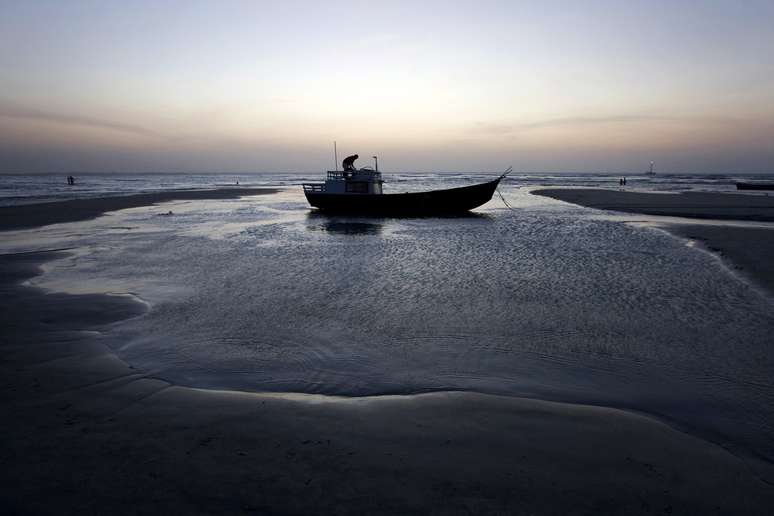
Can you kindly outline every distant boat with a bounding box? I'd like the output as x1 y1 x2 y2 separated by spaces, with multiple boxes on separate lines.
645 161 656 176
736 182 774 191
302 164 509 215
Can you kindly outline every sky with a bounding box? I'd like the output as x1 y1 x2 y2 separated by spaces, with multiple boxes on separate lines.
1 0 773 174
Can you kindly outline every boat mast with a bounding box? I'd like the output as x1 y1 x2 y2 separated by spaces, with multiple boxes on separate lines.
373 155 378 172
334 141 338 171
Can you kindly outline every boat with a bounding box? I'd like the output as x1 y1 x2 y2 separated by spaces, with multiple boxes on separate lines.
302 161 509 215
736 182 774 191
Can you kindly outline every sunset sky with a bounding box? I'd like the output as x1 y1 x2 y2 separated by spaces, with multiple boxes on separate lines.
1 0 773 174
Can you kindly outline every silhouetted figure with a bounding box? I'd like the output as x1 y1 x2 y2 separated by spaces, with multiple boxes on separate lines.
342 154 359 172
67 175 75 185
623 177 627 186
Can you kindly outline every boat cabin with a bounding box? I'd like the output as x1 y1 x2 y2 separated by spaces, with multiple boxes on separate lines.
303 168 384 195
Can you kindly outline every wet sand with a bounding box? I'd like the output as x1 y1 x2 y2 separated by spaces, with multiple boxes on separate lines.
534 188 774 222
669 225 774 296
0 187 277 231
2 210 774 512
535 188 774 296
533 188 774 294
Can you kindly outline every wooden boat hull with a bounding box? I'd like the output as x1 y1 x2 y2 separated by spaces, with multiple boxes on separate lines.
304 178 501 215
736 182 774 191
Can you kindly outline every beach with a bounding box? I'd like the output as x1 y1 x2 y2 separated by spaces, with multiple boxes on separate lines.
5 0 774 511
533 189 774 222
1 187 774 514
0 187 277 231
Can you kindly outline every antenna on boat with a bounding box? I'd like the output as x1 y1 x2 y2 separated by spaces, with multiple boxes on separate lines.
373 156 378 172
499 165 513 179
334 141 339 171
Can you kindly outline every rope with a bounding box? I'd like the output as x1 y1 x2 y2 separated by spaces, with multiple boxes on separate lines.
497 165 516 211
496 185 516 211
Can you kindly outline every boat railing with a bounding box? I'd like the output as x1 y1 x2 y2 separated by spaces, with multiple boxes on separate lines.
302 183 325 192
327 170 382 181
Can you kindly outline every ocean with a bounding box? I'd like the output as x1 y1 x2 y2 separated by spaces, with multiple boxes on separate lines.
1 171 772 207
2 172 774 467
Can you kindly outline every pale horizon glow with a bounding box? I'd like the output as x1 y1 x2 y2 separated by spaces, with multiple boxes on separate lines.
1 0 773 174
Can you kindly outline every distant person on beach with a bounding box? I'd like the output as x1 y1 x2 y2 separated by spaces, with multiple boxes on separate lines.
342 154 359 172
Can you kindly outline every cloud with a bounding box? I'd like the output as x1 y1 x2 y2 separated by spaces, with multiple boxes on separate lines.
471 123 515 135
0 101 157 137
472 114 745 134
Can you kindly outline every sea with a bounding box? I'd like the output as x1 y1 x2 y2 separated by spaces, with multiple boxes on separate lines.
2 171 774 471
1 171 773 206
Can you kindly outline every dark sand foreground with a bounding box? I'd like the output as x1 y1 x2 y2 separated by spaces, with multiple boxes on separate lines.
0 187 277 231
2 196 774 514
536 188 774 296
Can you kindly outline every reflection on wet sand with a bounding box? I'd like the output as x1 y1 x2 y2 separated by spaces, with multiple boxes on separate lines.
305 211 494 236
306 212 384 235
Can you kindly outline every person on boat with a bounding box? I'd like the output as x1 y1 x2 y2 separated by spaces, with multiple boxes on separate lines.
342 154 359 174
